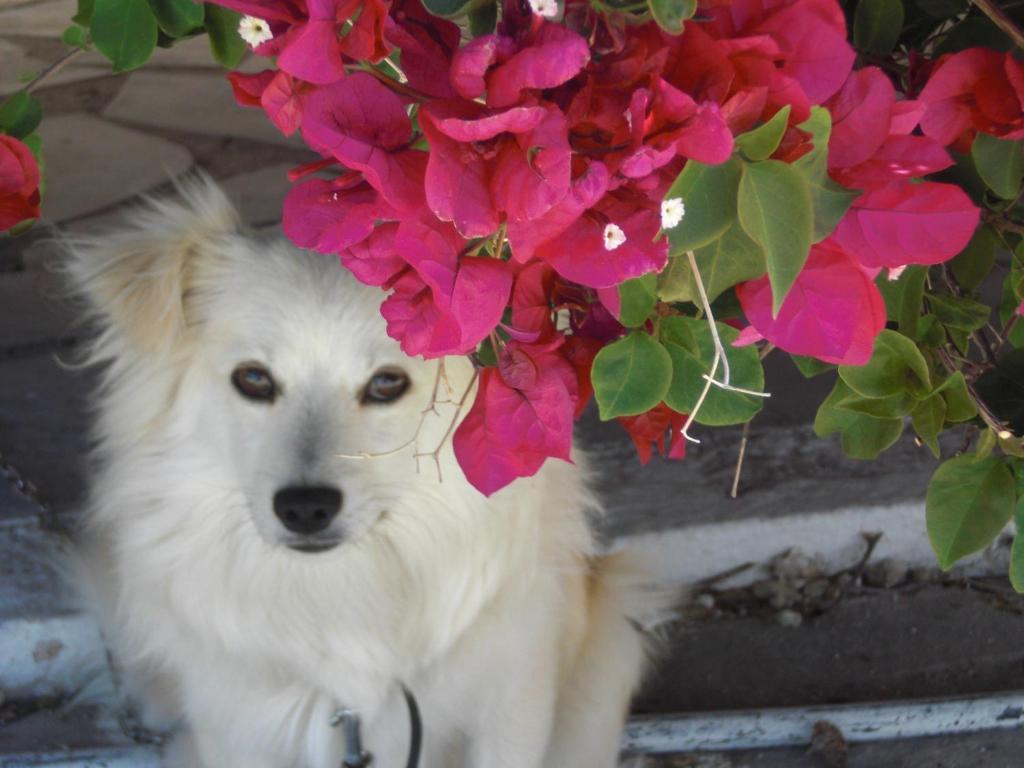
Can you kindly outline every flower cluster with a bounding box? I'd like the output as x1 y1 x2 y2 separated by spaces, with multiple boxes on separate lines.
0 135 41 234
213 0 995 495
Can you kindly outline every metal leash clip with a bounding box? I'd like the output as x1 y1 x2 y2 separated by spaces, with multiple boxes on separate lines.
330 707 373 768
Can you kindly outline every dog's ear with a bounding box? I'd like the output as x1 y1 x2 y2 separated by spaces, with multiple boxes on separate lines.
62 175 239 359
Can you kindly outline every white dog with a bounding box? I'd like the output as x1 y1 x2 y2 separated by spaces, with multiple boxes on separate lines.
65 177 670 768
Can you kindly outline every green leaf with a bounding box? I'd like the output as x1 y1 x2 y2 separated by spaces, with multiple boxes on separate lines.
73 0 95 26
976 427 997 461
618 273 658 328
911 394 946 458
147 0 204 37
839 329 932 400
648 0 696 34
468 1 497 36
592 332 673 419
1009 498 1024 592
0 92 42 140
971 132 1023 200
792 107 859 243
663 318 765 425
837 391 915 419
734 105 791 162
935 371 977 422
854 0 904 54
926 454 1015 570
738 159 813 316
814 379 905 459
91 0 159 71
975 348 1024 434
658 315 697 354
204 4 245 68
664 156 742 254
61 23 90 49
792 355 835 378
949 225 998 293
656 222 765 304
928 293 991 332
422 0 488 18
875 266 926 339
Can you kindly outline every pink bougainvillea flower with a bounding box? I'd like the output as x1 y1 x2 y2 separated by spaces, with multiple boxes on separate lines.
0 135 41 232
506 159 609 264
918 48 1024 149
532 192 668 289
826 67 894 170
379 219 513 357
616 403 688 465
228 70 308 135
282 177 407 286
832 181 979 269
301 73 426 211
486 23 591 109
420 101 571 237
736 239 886 366
385 0 460 98
453 340 577 495
510 260 556 337
832 135 953 191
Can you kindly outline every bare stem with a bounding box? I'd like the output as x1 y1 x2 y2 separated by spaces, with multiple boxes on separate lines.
23 48 85 94
336 360 447 460
414 367 479 482
972 0 1024 50
730 420 751 499
687 250 731 386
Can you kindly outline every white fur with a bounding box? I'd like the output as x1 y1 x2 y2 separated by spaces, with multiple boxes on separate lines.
64 177 669 768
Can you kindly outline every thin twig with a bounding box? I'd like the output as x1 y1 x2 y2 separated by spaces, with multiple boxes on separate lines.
730 420 751 499
23 48 85 94
336 360 447 460
972 0 1024 50
688 250 732 386
414 367 479 482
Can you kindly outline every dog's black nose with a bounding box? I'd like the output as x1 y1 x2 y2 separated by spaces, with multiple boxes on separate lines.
273 486 342 535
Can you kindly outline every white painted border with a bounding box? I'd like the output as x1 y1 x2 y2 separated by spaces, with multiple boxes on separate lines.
614 501 1010 588
623 692 1024 753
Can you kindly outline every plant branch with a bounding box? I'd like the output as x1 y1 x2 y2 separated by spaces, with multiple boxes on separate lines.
972 0 1024 50
23 48 85 94
415 366 479 481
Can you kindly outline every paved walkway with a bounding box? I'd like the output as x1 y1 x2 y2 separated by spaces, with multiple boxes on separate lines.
3 3 1024 765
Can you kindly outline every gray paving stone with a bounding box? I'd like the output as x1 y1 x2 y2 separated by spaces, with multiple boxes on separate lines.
103 71 301 148
0 0 73 37
0 38 108 96
0 270 74 350
221 163 294 226
36 113 193 222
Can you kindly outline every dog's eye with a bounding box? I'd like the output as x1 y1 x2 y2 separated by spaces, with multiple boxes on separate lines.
362 370 410 405
232 364 277 403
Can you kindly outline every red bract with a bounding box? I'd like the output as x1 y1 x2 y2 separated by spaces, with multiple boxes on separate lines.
832 181 979 270
420 102 571 237
453 340 577 495
380 220 513 357
918 48 1024 149
0 136 41 232
736 239 885 366
301 73 427 211
229 70 309 135
616 403 688 465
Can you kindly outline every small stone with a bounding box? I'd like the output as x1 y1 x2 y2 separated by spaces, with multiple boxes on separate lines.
776 609 803 628
864 558 907 589
809 720 848 768
769 583 800 609
803 578 830 600
695 593 716 609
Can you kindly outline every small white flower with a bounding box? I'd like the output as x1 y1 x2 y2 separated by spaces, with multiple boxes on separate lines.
661 197 685 230
528 0 559 18
238 15 273 48
603 223 627 251
887 265 907 281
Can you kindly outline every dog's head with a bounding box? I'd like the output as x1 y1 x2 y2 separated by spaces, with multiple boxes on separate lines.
65 177 475 555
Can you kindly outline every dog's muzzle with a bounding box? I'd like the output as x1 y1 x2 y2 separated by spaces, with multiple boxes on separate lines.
274 485 344 552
